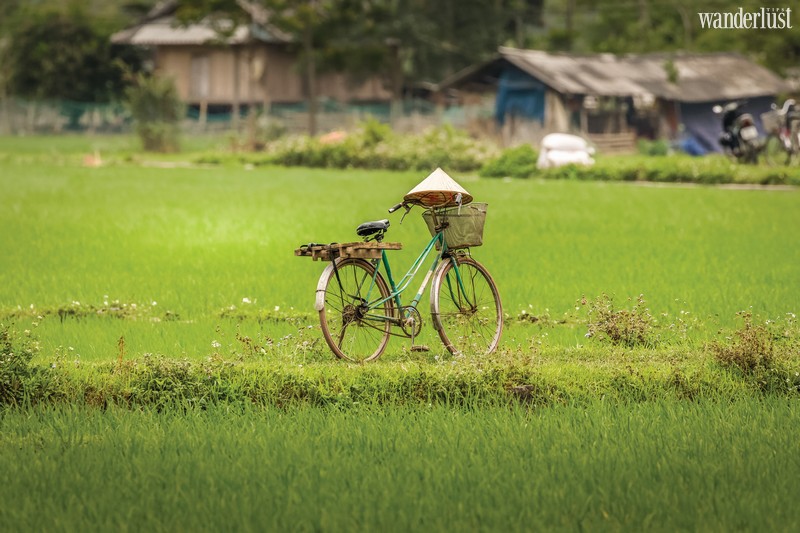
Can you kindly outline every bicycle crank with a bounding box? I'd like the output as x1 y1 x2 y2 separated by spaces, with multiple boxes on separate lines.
399 306 423 338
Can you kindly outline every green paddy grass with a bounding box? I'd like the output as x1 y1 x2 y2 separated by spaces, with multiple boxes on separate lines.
1 399 799 532
1 135 799 359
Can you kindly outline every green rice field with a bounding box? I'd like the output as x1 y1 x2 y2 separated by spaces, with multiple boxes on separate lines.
1 135 800 531
2 135 799 359
1 401 799 531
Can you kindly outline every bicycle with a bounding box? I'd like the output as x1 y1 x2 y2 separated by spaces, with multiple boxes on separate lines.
296 197 503 363
761 99 800 166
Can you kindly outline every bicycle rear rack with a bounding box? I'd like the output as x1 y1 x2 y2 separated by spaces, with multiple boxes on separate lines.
295 241 402 261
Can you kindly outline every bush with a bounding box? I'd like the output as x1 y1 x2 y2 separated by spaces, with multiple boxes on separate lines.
539 155 800 186
479 144 539 178
637 139 670 156
261 122 498 172
125 73 184 152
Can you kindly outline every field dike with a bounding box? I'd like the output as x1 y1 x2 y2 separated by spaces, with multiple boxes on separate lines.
3 298 799 409
3 337 799 411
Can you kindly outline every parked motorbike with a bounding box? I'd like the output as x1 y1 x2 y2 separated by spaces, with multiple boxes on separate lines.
713 101 761 164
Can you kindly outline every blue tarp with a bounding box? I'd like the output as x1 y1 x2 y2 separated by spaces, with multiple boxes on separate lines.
495 66 545 126
679 96 774 153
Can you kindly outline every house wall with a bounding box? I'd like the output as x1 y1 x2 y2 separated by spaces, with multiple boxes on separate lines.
155 44 267 105
154 44 391 107
261 45 392 104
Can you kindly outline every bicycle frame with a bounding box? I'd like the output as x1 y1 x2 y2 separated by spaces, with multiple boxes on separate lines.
359 228 472 328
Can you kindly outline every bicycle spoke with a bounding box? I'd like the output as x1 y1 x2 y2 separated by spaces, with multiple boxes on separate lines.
432 257 502 355
319 259 392 362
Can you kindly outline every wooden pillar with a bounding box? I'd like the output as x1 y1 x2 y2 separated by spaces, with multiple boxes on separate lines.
199 99 208 130
232 47 241 131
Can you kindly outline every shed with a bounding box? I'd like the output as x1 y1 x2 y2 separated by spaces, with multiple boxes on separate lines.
439 47 790 152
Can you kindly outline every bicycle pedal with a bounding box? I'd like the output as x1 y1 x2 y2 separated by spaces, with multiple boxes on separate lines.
410 345 430 352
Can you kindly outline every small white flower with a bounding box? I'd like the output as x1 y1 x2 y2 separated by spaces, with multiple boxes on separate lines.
274 305 280 312
152 301 157 306
242 297 251 304
211 340 221 349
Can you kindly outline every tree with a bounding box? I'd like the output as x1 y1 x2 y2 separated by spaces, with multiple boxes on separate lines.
125 73 184 152
6 6 145 103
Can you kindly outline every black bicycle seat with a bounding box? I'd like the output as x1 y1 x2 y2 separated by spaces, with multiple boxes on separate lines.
356 219 390 238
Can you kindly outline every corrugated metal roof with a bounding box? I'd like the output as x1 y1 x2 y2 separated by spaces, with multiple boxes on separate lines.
441 47 789 103
112 17 254 45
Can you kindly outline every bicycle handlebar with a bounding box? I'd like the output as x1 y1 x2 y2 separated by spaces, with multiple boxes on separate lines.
388 202 404 213
774 99 797 116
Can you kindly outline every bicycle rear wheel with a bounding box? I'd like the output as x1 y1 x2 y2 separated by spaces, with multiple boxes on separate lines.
317 258 392 362
430 256 503 355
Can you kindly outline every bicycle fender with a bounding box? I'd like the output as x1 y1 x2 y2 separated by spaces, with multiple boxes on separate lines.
314 262 336 311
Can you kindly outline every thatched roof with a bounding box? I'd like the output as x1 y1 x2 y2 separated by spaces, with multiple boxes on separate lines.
111 0 291 46
440 47 789 103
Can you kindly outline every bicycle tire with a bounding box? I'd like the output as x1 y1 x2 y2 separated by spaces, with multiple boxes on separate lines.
764 134 790 166
430 255 503 356
317 258 392 362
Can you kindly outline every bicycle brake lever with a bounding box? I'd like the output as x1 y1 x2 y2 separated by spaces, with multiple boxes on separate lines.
400 204 412 224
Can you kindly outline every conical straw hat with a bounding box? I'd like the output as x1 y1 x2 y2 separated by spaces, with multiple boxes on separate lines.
403 167 473 207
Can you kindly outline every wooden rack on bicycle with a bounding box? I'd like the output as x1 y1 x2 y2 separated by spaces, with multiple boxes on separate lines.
295 241 402 261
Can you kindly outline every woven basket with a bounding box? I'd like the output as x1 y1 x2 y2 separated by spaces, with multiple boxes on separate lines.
423 202 487 250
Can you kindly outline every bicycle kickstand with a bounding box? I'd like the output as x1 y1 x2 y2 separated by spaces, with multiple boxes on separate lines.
410 329 429 352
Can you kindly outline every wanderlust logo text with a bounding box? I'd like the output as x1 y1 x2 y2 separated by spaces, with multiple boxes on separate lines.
698 7 793 29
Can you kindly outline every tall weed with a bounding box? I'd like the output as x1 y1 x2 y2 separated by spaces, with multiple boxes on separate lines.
710 311 774 373
583 294 655 347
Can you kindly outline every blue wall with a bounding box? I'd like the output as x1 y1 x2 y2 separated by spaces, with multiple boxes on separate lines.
495 66 546 125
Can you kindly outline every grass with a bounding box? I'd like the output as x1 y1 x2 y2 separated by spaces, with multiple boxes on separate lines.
2 135 800 531
1 400 799 532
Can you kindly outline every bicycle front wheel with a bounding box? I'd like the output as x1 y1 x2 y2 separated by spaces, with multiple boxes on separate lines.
431 256 503 356
317 258 392 362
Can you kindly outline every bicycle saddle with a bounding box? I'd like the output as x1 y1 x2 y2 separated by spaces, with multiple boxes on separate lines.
356 219 390 238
